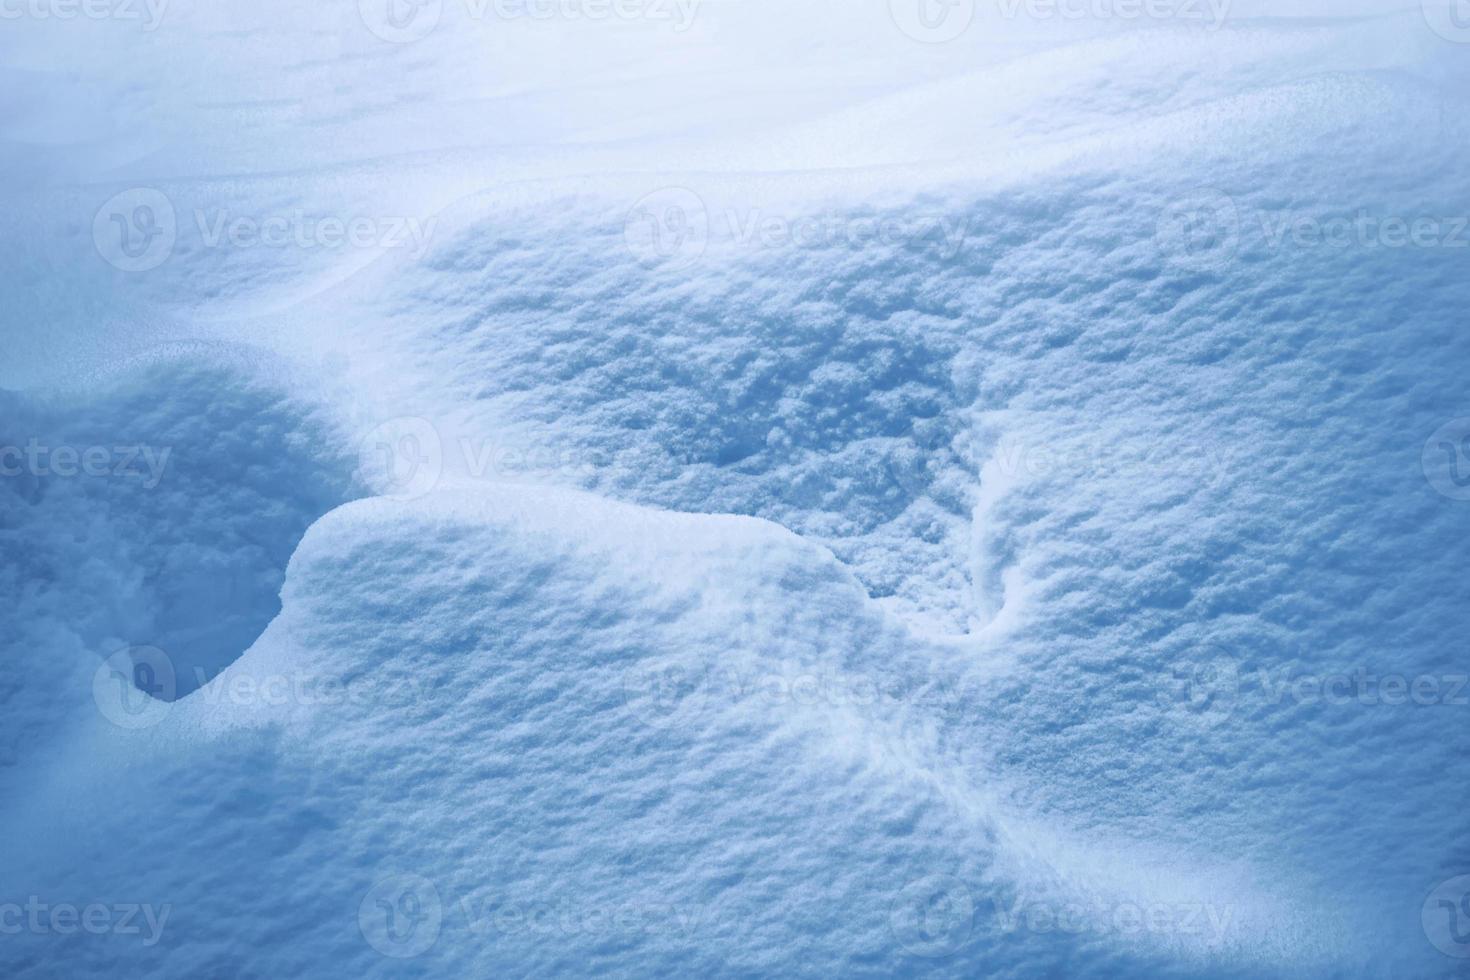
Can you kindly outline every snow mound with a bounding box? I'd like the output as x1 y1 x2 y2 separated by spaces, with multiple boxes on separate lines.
0 349 359 747
3 3 1469 977
3 485 1326 977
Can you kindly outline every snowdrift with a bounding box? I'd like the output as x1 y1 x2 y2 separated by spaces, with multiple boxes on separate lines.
2 2 1469 976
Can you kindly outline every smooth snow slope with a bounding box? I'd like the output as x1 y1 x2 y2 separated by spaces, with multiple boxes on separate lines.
2 1 1469 977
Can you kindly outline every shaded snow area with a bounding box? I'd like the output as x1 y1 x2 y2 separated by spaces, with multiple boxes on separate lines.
3 1 1470 976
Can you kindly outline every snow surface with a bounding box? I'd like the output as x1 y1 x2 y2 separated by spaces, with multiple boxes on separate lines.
2 1 1469 977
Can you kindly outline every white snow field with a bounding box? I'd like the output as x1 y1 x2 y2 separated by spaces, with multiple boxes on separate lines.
2 1 1469 976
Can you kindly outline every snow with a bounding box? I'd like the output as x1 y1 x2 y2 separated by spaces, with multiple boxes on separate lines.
2 1 1469 976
